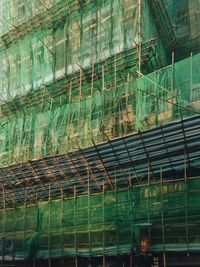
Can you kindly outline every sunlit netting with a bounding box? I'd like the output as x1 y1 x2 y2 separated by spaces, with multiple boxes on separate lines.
0 52 199 166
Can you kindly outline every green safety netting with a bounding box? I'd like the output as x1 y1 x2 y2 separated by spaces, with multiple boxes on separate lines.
0 0 162 101
0 178 200 259
0 0 199 261
0 0 77 36
164 0 200 55
135 52 200 130
0 52 199 167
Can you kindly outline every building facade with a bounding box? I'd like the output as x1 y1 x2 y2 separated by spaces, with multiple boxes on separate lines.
0 0 200 266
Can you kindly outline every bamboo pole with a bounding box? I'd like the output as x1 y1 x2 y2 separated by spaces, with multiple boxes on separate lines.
74 186 76 247
2 184 6 266
61 188 64 258
160 167 167 267
48 183 51 267
138 0 142 74
103 182 105 267
88 169 91 255
24 187 27 265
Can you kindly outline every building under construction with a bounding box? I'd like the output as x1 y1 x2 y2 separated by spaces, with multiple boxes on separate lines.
0 0 200 266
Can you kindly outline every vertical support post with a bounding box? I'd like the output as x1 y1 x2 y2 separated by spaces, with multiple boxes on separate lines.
24 187 27 264
50 97 53 112
147 161 151 239
171 51 175 72
79 67 82 98
103 255 106 267
190 53 193 102
172 50 175 66
160 167 167 267
103 182 105 267
138 0 142 74
78 99 81 138
184 151 187 180
41 85 45 112
114 54 117 88
69 81 72 103
131 179 134 261
148 160 150 185
88 169 91 256
184 155 189 254
48 183 51 267
75 256 78 267
171 51 175 120
91 63 94 96
163 254 167 267
74 186 78 267
101 66 105 140
115 170 119 254
28 113 33 159
2 185 6 266
129 254 133 267
125 76 129 135
102 66 105 91
60 96 62 108
61 188 64 258
78 67 82 138
171 51 175 105
89 89 93 140
48 258 51 267
129 176 133 267
12 194 16 264
33 193 38 267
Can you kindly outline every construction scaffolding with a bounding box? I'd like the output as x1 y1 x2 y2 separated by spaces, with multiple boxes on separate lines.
0 113 199 204
0 167 200 261
0 52 199 167
163 0 200 56
0 0 200 266
0 113 199 262
0 0 164 101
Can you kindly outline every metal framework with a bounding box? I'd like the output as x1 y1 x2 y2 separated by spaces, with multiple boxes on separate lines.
0 114 199 207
